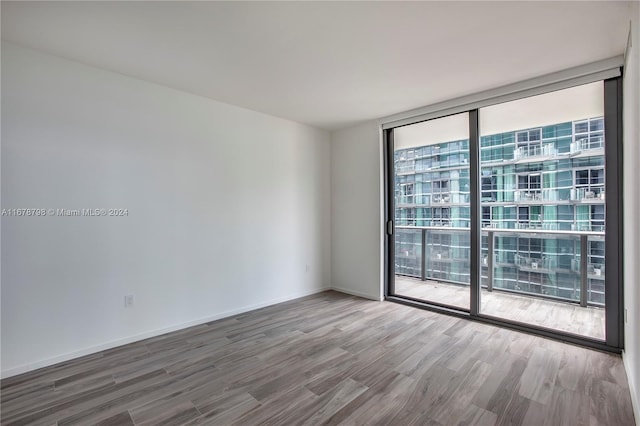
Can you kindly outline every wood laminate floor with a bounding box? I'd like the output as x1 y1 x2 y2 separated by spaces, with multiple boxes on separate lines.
1 291 634 426
396 277 606 340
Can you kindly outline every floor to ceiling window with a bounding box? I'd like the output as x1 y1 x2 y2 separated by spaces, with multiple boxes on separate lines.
392 112 471 310
477 82 607 339
386 77 623 351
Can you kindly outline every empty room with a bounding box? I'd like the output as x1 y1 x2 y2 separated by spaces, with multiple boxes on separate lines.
1 1 639 425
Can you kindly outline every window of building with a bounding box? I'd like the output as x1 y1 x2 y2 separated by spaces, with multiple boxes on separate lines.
432 207 450 226
573 117 604 151
482 206 492 228
481 170 497 201
557 205 574 230
514 237 545 273
400 182 414 204
515 128 543 157
574 168 605 199
516 205 543 229
516 128 542 145
517 206 529 228
430 233 451 249
591 205 605 231
405 208 416 226
432 179 449 203
517 173 542 200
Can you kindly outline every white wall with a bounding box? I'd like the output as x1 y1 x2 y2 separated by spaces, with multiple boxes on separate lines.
623 2 640 422
330 121 383 301
0 42 331 377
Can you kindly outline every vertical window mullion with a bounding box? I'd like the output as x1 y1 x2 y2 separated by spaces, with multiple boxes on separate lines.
385 128 395 298
603 76 623 349
469 109 481 316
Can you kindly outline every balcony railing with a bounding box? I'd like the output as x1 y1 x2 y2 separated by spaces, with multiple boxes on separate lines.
395 225 606 307
571 136 604 154
570 187 605 201
514 190 542 202
514 143 557 160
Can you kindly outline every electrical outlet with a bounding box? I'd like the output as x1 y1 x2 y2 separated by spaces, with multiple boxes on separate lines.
125 294 135 308
306 264 310 273
625 308 628 323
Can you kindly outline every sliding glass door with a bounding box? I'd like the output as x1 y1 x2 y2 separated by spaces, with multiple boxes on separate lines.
391 113 471 310
477 82 607 340
386 78 623 350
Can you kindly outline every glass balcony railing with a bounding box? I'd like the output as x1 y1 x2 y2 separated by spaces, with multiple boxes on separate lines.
570 187 605 201
570 136 604 153
395 225 605 307
396 162 415 174
514 190 542 202
514 143 557 160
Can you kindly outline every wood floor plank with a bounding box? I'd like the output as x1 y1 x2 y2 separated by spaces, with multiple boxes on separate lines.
184 395 260 425
229 385 318 426
518 346 562 405
495 394 532 426
457 404 499 426
135 401 200 426
4 370 164 426
429 359 494 425
320 370 402 425
0 291 635 426
472 351 527 413
302 377 369 424
94 411 135 426
588 378 636 425
337 373 416 425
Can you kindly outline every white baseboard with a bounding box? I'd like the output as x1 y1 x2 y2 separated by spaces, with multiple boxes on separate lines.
1 286 331 379
331 286 382 301
623 350 640 425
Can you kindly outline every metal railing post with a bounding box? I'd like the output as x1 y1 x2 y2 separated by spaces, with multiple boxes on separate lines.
487 231 494 292
580 234 588 307
421 228 427 281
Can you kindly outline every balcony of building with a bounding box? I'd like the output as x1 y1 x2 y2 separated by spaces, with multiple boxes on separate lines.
570 136 605 155
571 187 606 202
394 226 606 340
513 143 557 161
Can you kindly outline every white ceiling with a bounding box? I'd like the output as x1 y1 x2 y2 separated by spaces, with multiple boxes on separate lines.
1 1 632 130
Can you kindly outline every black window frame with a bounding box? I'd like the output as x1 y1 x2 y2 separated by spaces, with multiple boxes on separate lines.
384 76 624 352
